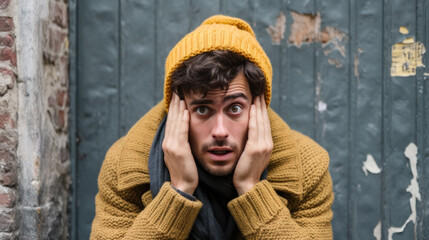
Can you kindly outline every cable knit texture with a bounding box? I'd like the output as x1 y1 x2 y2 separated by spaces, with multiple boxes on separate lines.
90 100 334 239
164 15 273 110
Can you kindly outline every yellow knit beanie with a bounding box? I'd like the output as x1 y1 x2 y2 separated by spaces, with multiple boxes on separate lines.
164 15 272 110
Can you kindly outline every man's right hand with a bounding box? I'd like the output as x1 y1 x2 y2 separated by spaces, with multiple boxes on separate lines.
162 93 198 195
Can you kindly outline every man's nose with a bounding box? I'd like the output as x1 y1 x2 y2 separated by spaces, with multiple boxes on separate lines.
211 113 229 139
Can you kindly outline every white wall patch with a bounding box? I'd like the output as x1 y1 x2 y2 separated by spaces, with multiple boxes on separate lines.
362 154 382 176
373 221 381 240
387 142 421 240
317 101 327 112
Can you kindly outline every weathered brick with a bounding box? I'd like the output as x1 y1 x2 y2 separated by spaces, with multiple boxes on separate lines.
48 95 56 108
0 68 14 96
50 1 68 28
0 131 18 151
0 18 13 32
0 150 14 164
0 171 17 186
0 68 14 77
59 56 69 87
43 25 68 63
0 208 16 232
0 35 13 48
0 113 16 129
0 232 13 239
56 89 67 107
0 0 10 10
46 26 67 56
0 187 15 207
0 48 16 66
55 109 65 129
0 152 17 186
60 145 68 163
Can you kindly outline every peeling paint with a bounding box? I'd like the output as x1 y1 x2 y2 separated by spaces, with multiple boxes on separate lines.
327 58 343 68
424 72 429 76
362 154 381 176
321 26 347 57
374 221 381 240
391 38 426 77
288 11 347 62
288 11 320 47
387 143 421 240
317 101 327 112
399 26 409 35
266 12 286 45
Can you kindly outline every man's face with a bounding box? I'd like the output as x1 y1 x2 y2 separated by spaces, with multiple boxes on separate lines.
184 72 253 176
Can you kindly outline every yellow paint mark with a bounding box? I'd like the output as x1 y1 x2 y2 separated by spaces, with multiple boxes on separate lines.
403 37 415 44
399 26 409 35
391 39 426 77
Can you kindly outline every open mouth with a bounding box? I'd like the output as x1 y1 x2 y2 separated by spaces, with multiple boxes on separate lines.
208 150 232 155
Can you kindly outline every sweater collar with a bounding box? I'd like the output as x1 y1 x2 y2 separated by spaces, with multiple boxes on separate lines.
116 100 303 199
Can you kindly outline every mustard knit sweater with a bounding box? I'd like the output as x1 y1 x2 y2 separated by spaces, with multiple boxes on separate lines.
90 101 334 240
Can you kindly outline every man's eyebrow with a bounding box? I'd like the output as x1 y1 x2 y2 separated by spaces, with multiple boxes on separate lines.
189 99 214 106
222 93 248 103
189 93 248 106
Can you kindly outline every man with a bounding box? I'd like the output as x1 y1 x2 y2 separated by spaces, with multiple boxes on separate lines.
91 15 333 240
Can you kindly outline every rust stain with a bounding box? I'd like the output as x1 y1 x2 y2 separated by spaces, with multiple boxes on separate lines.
266 12 286 45
34 156 40 167
288 11 321 47
32 156 41 190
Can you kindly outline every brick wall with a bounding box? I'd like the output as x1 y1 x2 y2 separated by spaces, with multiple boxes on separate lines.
0 0 70 238
0 0 18 238
38 0 70 237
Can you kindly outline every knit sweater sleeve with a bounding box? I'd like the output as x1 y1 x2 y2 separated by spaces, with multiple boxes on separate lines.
227 133 334 239
90 138 203 240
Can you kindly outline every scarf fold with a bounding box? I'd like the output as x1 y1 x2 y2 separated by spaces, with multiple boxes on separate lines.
149 117 238 240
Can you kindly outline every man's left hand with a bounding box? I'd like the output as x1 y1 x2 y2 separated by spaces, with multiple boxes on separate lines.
233 95 273 195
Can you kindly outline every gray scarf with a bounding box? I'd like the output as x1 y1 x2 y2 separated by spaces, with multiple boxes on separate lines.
148 117 238 240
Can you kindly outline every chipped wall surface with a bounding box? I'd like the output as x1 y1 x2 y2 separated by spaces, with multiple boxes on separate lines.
362 154 381 176
266 12 285 45
387 143 421 240
0 0 18 237
1 0 71 238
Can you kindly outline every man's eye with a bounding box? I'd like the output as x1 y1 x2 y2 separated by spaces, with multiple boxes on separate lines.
196 106 209 115
230 104 243 114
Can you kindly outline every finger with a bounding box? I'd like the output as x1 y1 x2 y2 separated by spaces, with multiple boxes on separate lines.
172 99 185 139
168 94 180 138
255 95 265 144
177 99 187 139
261 95 272 141
165 94 176 137
248 104 257 141
179 109 190 142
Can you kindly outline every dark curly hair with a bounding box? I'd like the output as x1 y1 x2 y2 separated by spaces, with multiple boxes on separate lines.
170 50 266 99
